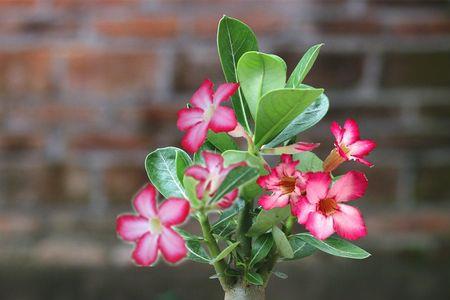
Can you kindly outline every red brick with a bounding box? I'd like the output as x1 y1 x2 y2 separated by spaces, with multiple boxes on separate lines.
64 49 157 96
70 134 152 151
316 19 382 35
0 0 36 7
53 0 138 8
0 134 43 152
0 49 53 97
104 164 147 203
0 17 78 36
391 19 450 36
96 16 178 38
416 166 450 202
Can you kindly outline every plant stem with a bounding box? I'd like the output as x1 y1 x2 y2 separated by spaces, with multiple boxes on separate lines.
198 212 231 290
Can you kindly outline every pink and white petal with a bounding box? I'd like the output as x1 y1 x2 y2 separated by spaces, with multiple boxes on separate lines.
195 180 208 200
203 151 224 172
159 227 188 263
133 184 157 218
212 82 239 105
333 204 367 240
352 156 374 167
190 79 213 110
294 142 320 152
185 165 209 181
181 122 209 153
258 193 289 210
295 198 316 224
177 107 204 131
342 119 360 145
116 215 149 241
132 232 159 266
305 172 331 204
328 171 368 202
330 121 343 143
159 198 190 226
281 154 293 164
209 106 238 133
305 212 335 240
347 139 376 157
218 189 238 208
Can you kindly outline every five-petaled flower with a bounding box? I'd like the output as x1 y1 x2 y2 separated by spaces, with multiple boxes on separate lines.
257 154 308 211
185 151 245 209
295 171 368 240
177 79 239 153
116 184 190 266
323 119 376 172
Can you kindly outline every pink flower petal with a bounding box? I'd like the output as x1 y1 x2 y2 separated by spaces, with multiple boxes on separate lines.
218 189 238 209
305 212 334 240
203 151 224 172
295 197 316 225
281 154 293 164
190 79 213 110
330 121 343 143
132 232 159 266
116 215 149 241
353 156 374 167
212 82 239 105
177 107 204 131
294 142 320 152
305 172 331 204
209 106 237 133
159 227 187 263
258 193 290 210
342 119 360 145
333 204 367 240
158 198 190 226
347 139 376 157
181 122 209 153
328 171 368 202
133 184 157 219
185 165 209 181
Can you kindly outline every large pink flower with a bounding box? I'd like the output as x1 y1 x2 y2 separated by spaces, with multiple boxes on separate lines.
177 79 239 153
296 171 368 240
323 119 376 172
116 184 190 266
185 151 244 209
257 154 308 211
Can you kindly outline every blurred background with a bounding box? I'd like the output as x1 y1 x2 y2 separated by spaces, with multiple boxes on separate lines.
0 0 449 299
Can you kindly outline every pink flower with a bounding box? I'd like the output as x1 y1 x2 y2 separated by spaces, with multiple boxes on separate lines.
116 184 190 266
296 171 368 240
185 151 244 208
323 119 376 172
261 141 320 155
177 79 239 153
257 154 308 211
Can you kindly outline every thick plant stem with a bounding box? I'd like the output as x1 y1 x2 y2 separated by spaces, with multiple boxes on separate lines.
224 283 266 300
198 212 230 290
236 199 253 260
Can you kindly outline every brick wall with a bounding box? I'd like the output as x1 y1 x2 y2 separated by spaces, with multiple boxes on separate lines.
0 0 449 298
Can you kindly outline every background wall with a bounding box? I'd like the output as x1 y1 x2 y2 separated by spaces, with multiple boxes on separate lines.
0 0 449 299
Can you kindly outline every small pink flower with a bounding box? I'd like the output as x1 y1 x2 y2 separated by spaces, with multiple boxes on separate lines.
261 141 320 155
116 184 190 266
323 119 376 172
296 171 368 240
257 154 308 211
177 79 239 153
185 151 244 208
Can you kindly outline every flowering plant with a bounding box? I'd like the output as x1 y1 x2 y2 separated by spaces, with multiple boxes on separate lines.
116 16 376 299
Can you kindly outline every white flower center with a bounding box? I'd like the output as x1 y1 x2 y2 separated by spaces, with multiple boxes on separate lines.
149 217 163 235
203 105 216 122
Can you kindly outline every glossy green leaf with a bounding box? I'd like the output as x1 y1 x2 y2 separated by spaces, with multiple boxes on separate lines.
210 241 240 264
145 147 189 199
247 206 291 237
249 233 274 266
295 233 371 259
209 166 259 203
237 51 287 119
286 43 323 88
194 142 218 164
293 151 323 172
186 240 211 264
246 271 264 285
254 88 324 147
183 175 202 208
217 15 258 131
176 150 192 183
284 235 316 260
207 131 238 153
211 200 243 238
222 150 266 172
173 228 203 241
264 91 329 148
271 226 294 259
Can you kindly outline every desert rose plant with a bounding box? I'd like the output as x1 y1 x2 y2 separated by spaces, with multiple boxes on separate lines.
116 16 376 300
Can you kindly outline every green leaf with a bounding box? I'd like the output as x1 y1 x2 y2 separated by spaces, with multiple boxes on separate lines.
284 235 316 260
186 240 211 263
245 271 264 285
209 166 259 203
173 228 203 241
194 142 218 164
293 151 323 172
286 43 323 88
207 131 238 152
211 200 243 238
271 226 294 259
237 51 287 119
210 241 240 264
145 147 190 199
183 175 202 208
264 91 329 148
247 206 291 237
222 150 266 172
176 150 192 183
295 233 371 259
217 15 258 130
254 88 324 147
273 271 288 279
249 233 274 266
